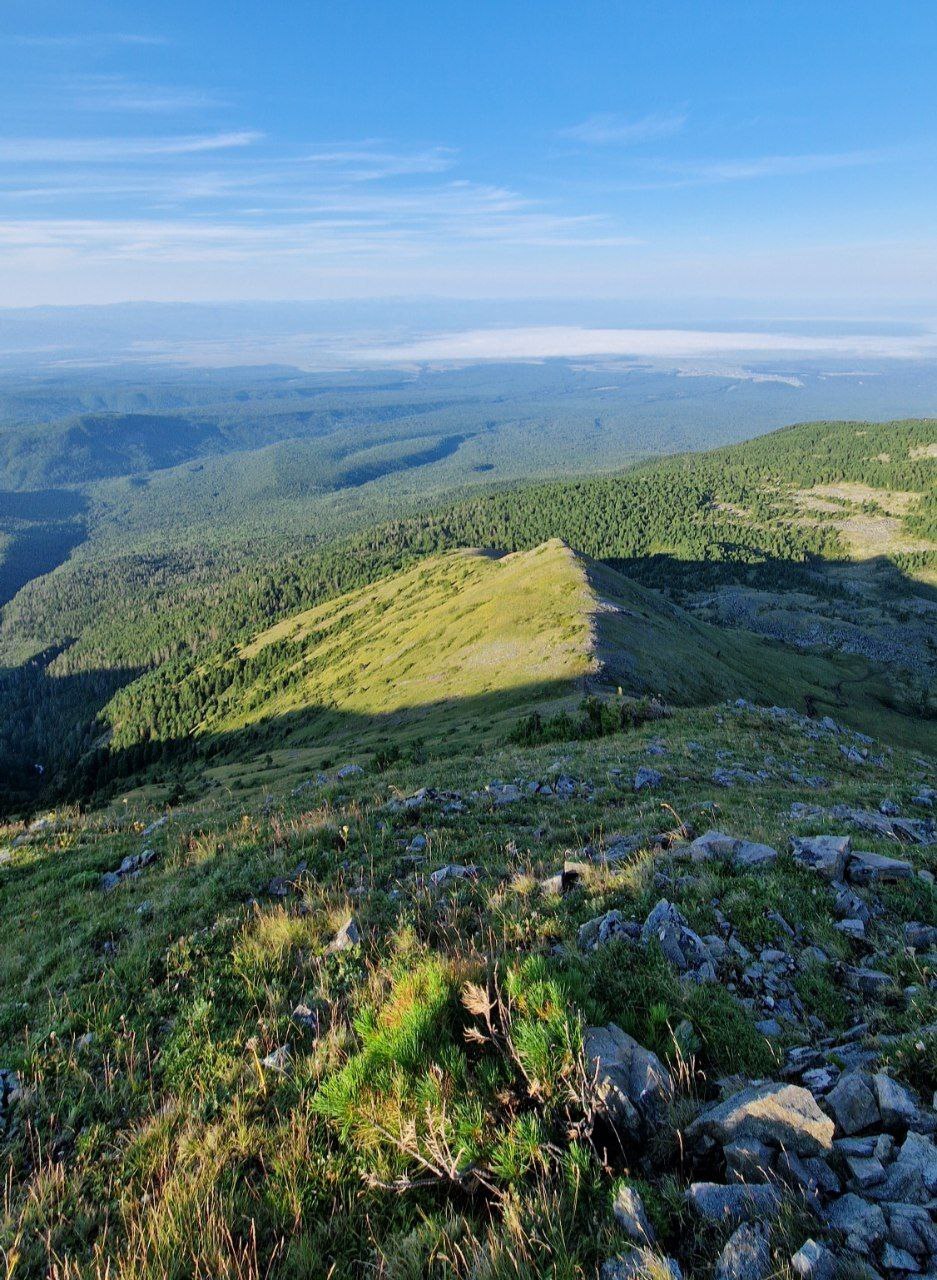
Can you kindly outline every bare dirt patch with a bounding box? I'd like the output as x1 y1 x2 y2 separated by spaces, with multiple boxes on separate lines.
791 484 933 559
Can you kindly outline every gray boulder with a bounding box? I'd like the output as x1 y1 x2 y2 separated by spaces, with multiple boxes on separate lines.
689 831 778 869
885 1202 937 1258
714 1223 771 1280
641 900 712 972
881 1243 921 1272
578 910 640 951
634 767 662 791
687 1082 835 1156
584 1024 674 1137
873 1073 924 1131
826 1072 881 1136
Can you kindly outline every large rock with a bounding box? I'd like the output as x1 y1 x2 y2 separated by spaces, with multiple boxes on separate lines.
826 1192 886 1254
687 1182 781 1226
714 1222 771 1280
826 1072 881 1136
584 1024 674 1137
687 1082 834 1156
790 835 850 881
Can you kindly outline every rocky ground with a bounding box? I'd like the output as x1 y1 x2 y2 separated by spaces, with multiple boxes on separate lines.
0 699 934 1278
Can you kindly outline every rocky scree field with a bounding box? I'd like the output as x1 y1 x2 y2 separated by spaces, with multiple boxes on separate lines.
0 697 935 1279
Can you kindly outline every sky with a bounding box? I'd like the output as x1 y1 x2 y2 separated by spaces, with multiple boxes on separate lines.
2 1 937 312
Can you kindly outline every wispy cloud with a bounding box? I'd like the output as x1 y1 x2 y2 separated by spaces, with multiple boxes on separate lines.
68 75 225 114
559 111 687 146
10 32 168 48
301 145 457 181
623 147 901 189
0 132 262 163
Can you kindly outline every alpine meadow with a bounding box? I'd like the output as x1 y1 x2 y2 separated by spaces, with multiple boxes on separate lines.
1 5 936 1280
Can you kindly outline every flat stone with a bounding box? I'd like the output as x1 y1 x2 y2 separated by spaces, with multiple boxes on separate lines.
826 1072 881 1136
790 1239 837 1280
612 1184 656 1244
689 831 778 869
634 767 662 791
687 1182 781 1226
687 1081 834 1156
714 1222 771 1280
847 850 913 886
846 1154 886 1189
844 967 894 995
790 836 851 881
429 863 479 887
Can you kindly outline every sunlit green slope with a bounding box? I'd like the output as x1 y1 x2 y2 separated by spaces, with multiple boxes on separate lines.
149 539 931 799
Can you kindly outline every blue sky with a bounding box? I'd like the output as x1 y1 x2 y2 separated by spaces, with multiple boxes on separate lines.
2 0 936 309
